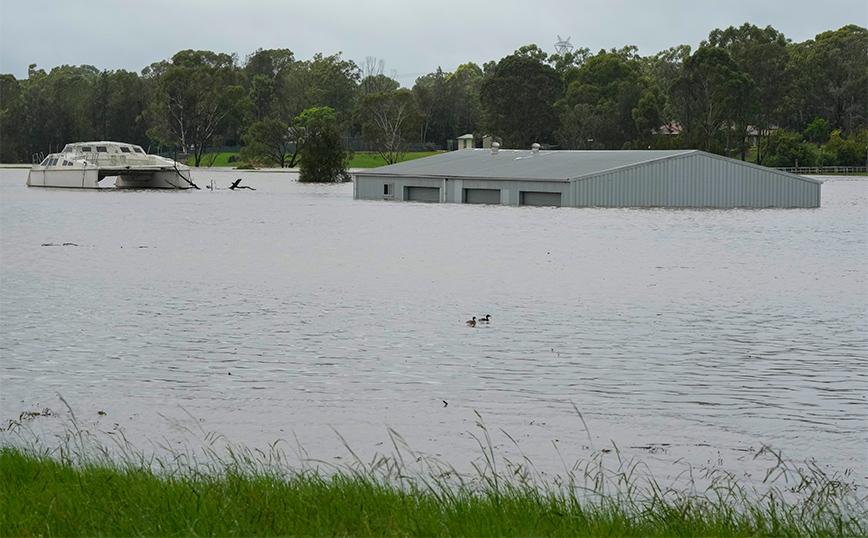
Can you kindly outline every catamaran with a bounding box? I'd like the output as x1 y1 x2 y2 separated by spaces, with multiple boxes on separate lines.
27 141 195 189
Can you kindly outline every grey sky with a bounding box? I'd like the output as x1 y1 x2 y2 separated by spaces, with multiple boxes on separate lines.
1 0 865 85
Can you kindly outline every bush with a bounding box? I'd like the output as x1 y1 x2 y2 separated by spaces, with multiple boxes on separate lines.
822 129 868 166
761 130 819 167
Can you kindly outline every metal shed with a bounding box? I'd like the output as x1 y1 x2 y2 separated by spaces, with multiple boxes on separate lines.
353 148 822 208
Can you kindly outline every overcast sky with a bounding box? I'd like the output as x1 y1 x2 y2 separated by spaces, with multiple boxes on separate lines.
1 0 865 86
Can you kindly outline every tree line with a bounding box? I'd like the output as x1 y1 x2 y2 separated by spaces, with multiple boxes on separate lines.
1 23 865 171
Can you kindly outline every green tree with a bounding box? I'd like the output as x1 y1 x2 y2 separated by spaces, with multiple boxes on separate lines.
447 63 484 138
669 46 758 154
304 53 360 127
804 117 831 146
761 130 819 167
295 107 350 182
241 118 297 167
149 50 247 166
243 48 296 122
359 89 420 164
555 50 644 149
823 129 868 166
480 48 562 148
786 25 867 134
632 86 664 148
705 24 790 161
0 74 25 162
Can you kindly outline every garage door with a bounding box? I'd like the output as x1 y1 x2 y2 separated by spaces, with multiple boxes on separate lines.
405 186 440 203
464 188 501 205
520 191 562 207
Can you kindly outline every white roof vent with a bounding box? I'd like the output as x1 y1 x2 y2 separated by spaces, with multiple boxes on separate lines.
491 142 500 155
532 143 540 154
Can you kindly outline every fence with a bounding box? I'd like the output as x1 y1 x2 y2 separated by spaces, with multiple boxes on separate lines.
775 166 866 175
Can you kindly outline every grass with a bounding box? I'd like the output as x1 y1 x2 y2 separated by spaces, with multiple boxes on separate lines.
187 151 441 169
1 411 865 537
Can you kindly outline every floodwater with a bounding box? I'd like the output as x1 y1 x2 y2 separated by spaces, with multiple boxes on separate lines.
1 168 865 485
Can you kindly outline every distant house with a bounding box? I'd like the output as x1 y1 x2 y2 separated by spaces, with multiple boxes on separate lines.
353 145 821 208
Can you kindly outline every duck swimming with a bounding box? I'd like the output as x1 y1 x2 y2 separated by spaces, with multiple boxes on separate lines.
466 317 477 327
478 314 491 323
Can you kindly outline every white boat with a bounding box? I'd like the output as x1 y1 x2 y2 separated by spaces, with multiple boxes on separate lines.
27 141 196 189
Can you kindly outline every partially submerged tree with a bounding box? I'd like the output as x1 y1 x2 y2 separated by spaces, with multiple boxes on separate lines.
295 107 350 182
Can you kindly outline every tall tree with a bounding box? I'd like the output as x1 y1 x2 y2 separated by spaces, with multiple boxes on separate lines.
480 48 562 148
149 50 247 166
359 89 420 164
786 25 867 134
556 50 644 149
0 74 25 162
705 24 790 161
669 46 757 154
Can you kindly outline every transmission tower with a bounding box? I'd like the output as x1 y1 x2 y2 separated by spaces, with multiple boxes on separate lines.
554 35 574 56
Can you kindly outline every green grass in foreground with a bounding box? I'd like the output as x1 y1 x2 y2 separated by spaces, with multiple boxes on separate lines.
188 151 440 169
2 434 865 537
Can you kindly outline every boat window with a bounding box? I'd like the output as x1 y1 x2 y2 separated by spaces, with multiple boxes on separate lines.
81 146 92 152
120 147 131 153
62 145 73 152
133 148 144 154
48 158 59 166
96 146 108 153
63 160 74 166
40 158 50 166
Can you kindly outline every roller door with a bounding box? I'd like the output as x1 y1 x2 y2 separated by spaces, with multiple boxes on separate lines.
405 186 440 203
520 191 562 207
464 188 501 205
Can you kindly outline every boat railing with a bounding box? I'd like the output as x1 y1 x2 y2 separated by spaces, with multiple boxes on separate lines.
31 152 45 164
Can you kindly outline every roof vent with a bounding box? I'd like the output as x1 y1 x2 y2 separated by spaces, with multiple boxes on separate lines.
491 142 500 155
532 143 540 154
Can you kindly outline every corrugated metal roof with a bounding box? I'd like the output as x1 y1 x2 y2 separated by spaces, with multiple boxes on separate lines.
354 148 693 181
354 148 821 185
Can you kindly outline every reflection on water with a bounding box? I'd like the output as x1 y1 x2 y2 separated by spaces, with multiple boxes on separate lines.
1 169 865 481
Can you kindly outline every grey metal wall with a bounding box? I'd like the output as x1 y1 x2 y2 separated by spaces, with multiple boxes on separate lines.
570 153 821 208
355 174 569 205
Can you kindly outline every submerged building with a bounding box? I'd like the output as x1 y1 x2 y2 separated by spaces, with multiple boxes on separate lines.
353 146 822 208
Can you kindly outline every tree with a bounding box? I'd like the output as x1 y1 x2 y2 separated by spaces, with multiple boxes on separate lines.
823 129 868 166
304 53 360 127
480 48 562 148
149 50 247 166
359 89 420 164
555 51 644 149
243 48 296 122
295 107 350 182
786 25 867 134
803 117 831 147
760 130 819 167
447 63 484 137
241 118 297 167
705 24 790 161
359 57 399 96
669 46 758 154
0 74 25 162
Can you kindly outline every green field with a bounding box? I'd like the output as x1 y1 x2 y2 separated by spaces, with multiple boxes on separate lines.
188 151 441 169
2 425 865 537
